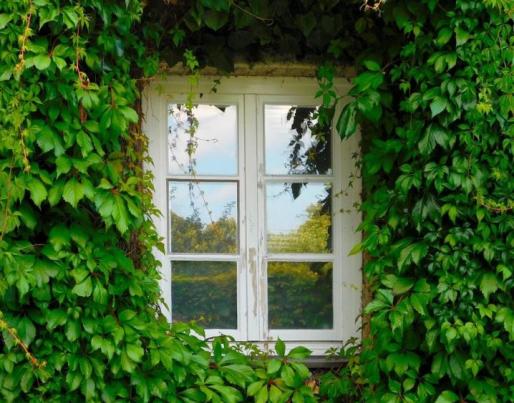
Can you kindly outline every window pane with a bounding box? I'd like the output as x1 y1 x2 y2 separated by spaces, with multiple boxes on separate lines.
268 261 333 329
265 105 331 175
169 181 238 253
266 183 332 253
172 261 237 329
168 104 238 175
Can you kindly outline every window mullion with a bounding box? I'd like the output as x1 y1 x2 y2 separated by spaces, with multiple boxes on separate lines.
244 94 262 341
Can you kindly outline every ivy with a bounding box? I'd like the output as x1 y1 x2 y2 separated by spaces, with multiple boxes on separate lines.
336 0 513 401
0 0 513 402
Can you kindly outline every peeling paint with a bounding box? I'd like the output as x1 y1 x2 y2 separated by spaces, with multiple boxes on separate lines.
248 247 257 317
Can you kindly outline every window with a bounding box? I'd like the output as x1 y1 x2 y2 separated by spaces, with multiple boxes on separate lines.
144 77 361 354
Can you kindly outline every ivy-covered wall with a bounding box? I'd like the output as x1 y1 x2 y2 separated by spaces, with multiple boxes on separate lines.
0 0 512 402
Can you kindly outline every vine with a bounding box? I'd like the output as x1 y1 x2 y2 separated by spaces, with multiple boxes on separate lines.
0 0 512 402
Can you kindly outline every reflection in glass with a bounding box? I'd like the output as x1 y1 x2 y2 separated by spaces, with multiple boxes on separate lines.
172 261 237 329
265 105 331 175
168 104 238 175
169 181 238 253
266 183 331 253
268 261 333 329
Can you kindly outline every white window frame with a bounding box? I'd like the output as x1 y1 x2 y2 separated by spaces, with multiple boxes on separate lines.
143 76 362 355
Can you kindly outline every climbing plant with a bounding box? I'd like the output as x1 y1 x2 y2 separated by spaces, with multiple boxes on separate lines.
0 0 512 402
338 1 514 402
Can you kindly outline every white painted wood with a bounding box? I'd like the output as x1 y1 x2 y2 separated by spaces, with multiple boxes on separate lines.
143 76 361 349
244 94 262 341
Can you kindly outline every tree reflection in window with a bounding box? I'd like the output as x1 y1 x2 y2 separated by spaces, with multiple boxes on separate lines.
286 106 332 175
169 181 238 254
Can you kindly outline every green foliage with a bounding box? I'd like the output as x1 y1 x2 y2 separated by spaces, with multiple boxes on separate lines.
0 0 512 401
336 1 514 401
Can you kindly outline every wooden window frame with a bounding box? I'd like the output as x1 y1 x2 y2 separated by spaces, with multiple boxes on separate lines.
143 76 362 355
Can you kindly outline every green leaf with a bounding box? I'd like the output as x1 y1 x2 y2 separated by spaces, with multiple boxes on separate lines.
419 125 450 155
436 27 453 47
76 131 93 156
353 71 384 92
118 106 139 123
72 276 93 297
267 359 282 374
17 317 36 346
430 96 448 117
33 54 52 70
49 225 71 251
455 26 470 46
398 242 428 270
247 381 264 397
275 338 285 357
27 178 47 207
336 102 357 139
204 10 229 31
362 59 381 72
255 385 268 403
126 343 144 362
63 178 85 207
55 156 72 177
210 385 242 403
112 195 129 233
480 273 498 300
287 346 311 360
435 390 459 403
0 14 13 29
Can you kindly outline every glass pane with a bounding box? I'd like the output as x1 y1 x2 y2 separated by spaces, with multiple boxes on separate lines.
268 261 333 329
172 261 237 329
265 105 331 175
266 183 331 253
169 181 238 253
168 104 237 175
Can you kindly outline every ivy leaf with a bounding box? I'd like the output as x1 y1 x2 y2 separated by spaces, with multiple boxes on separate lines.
126 343 144 362
267 359 281 374
287 346 311 360
0 14 13 29
49 225 71 251
419 125 450 155
72 276 93 297
353 71 384 92
118 106 139 123
204 10 229 31
17 317 36 346
112 195 129 233
398 243 428 270
36 125 65 156
63 178 85 207
455 26 470 46
435 390 459 403
275 338 285 357
436 27 453 47
362 59 381 72
480 273 498 300
77 131 93 156
430 96 448 117
33 54 52 70
27 178 47 207
247 381 264 397
336 102 357 139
